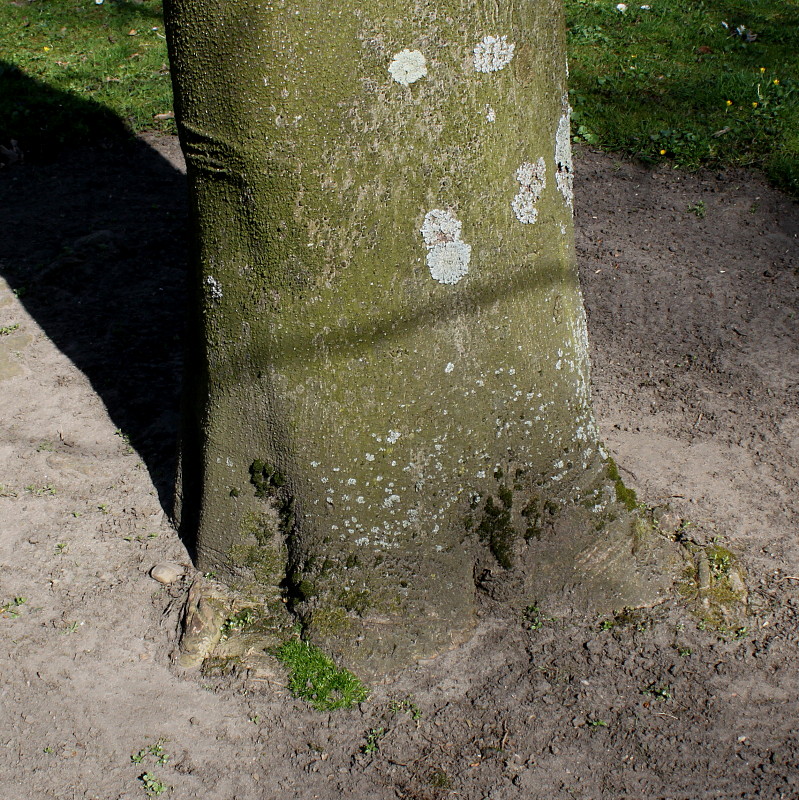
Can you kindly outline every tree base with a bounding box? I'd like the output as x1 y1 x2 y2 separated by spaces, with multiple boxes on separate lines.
512 510 682 617
176 505 688 684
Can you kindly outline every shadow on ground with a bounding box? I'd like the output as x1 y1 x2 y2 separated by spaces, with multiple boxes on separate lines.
0 64 187 514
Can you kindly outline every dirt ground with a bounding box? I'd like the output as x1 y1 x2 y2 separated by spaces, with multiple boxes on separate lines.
1 136 797 800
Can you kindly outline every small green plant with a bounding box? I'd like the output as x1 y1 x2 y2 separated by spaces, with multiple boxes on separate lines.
221 608 255 638
25 484 57 496
707 544 733 578
677 646 693 657
1 597 27 619
523 604 553 631
587 718 608 728
362 726 385 755
62 621 81 634
0 484 17 498
115 429 135 454
642 683 672 701
43 746 54 754
599 607 649 632
687 201 707 218
428 769 452 789
97 503 110 514
275 639 368 711
139 772 169 797
132 739 170 766
0 323 20 335
123 532 159 543
389 697 422 720
55 542 68 555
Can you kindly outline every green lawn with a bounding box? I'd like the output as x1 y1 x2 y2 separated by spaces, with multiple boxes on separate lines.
0 0 173 155
2 0 797 194
566 0 799 194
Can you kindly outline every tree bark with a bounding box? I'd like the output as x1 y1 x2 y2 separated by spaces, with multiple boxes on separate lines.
165 0 672 678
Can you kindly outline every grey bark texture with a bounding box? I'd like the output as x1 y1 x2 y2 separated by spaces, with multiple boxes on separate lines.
164 0 674 679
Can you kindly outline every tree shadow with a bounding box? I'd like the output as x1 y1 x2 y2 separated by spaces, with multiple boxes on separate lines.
0 63 187 514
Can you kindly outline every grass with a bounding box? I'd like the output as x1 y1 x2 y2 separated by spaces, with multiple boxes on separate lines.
274 639 368 711
0 0 173 157
2 0 796 193
566 0 799 194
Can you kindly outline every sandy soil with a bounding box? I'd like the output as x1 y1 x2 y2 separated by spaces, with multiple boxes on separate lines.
0 136 797 800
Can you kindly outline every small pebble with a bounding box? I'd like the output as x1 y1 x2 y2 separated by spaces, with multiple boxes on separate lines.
150 563 183 584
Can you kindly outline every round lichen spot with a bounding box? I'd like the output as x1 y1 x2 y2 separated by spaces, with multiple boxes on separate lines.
388 49 427 86
473 35 516 73
427 241 471 285
420 209 462 247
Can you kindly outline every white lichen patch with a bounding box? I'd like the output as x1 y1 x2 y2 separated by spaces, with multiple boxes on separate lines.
386 430 401 444
511 157 547 224
427 240 471 285
420 208 462 247
555 108 574 209
445 362 455 374
473 35 515 73
388 49 427 86
420 209 471 284
205 275 223 300
485 105 496 123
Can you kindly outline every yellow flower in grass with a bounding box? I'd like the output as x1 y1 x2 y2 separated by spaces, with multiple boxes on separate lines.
726 99 733 106
752 102 758 108
773 79 780 85
660 149 666 155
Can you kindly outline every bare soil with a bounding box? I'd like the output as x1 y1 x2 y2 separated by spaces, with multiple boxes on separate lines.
1 137 797 800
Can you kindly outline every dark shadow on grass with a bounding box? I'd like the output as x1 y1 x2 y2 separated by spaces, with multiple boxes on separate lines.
0 64 187 517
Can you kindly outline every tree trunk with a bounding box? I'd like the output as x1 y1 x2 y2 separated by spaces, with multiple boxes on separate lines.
165 0 673 679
